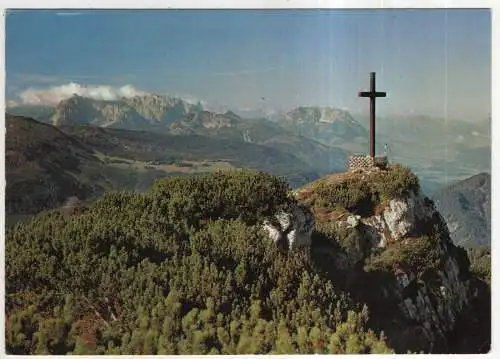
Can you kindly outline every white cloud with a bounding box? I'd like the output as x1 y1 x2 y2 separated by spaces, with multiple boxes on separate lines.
6 100 19 107
171 92 225 111
174 93 207 106
17 82 147 105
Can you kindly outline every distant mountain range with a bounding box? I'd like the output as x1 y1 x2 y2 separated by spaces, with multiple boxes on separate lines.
51 93 203 130
432 172 491 248
361 114 491 193
280 106 368 147
8 95 350 172
6 99 492 252
7 93 490 193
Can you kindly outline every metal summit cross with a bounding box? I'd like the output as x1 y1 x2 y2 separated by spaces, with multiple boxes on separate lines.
358 72 387 158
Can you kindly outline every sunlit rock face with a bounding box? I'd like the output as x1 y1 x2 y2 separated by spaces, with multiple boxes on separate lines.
295 166 479 353
363 190 436 245
337 189 472 352
263 204 315 251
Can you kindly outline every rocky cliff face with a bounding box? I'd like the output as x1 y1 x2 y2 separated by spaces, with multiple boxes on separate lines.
169 111 239 134
51 94 200 129
279 106 368 147
294 165 489 353
124 94 202 124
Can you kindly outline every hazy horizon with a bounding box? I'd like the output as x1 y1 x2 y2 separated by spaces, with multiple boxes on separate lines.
5 9 491 122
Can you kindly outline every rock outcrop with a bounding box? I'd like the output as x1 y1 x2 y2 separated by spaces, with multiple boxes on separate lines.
262 204 315 251
294 165 488 353
363 189 437 246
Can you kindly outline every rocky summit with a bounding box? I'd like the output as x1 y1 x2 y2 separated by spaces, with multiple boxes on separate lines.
295 165 489 353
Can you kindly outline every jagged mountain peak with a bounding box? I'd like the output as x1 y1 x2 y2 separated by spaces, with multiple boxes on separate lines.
223 110 242 120
50 93 201 129
169 109 242 133
285 106 359 124
278 106 367 148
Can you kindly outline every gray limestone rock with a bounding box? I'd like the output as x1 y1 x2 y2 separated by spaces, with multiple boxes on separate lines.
262 204 315 251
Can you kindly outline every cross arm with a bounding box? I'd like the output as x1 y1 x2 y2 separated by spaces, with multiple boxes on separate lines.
358 91 387 98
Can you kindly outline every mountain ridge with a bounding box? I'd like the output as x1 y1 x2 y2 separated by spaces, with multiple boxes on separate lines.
51 94 202 130
7 95 491 193
432 172 491 248
5 114 105 219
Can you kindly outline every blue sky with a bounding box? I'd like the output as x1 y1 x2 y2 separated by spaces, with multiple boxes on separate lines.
5 9 491 120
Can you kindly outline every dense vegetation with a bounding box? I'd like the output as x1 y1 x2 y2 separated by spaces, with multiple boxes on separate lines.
467 246 491 285
5 170 392 354
303 164 420 217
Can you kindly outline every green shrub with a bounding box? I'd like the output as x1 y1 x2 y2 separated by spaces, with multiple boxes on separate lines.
468 247 490 285
307 165 421 217
149 169 294 225
364 234 441 275
313 178 375 216
376 165 420 198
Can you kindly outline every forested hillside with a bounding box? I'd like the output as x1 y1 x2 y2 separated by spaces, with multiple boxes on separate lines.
5 171 391 354
5 114 104 223
5 169 490 354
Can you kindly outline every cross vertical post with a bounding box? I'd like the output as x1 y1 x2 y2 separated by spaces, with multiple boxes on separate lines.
358 72 387 158
369 72 376 158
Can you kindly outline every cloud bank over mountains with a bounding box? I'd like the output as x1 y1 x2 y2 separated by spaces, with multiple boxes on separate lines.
10 82 217 112
15 82 147 106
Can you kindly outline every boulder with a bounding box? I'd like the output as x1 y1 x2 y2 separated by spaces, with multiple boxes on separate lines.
263 204 315 251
